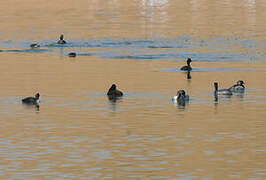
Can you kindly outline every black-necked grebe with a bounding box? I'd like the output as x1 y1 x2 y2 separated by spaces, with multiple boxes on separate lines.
22 93 40 105
229 80 245 93
57 34 66 44
30 43 40 49
107 84 123 99
68 52 76 57
214 82 232 96
180 58 192 71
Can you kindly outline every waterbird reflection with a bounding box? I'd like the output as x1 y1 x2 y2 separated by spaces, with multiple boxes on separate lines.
107 96 123 111
214 94 218 103
213 83 233 111
35 104 40 111
187 70 191 80
59 47 64 58
233 92 245 99
108 96 122 103
173 99 189 109
213 92 233 105
22 103 40 112
213 94 233 114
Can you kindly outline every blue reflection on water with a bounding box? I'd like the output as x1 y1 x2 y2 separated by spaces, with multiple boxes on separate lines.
0 36 265 63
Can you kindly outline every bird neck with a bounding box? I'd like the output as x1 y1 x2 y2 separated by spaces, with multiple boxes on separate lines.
214 84 218 91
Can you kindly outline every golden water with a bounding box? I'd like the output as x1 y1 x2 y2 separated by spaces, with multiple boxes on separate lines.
0 0 265 179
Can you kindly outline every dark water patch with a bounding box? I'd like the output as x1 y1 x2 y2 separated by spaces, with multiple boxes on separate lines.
171 97 212 109
46 43 66 47
162 67 266 73
45 39 157 49
171 52 265 63
95 38 192 49
103 53 177 60
147 45 176 49
46 42 84 48
0 38 193 50
63 51 112 58
77 52 101 56
0 36 265 63
2 49 52 53
45 41 96 48
209 37 266 48
103 51 264 63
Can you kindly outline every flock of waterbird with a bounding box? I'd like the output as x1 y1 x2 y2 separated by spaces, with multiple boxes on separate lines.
22 34 246 108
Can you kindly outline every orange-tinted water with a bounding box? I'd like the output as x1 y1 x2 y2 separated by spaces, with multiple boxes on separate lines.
0 0 265 179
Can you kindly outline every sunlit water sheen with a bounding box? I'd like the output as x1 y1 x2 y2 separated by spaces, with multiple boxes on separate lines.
0 0 265 179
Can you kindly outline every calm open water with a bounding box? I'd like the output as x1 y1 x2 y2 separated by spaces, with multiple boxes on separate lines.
0 0 265 179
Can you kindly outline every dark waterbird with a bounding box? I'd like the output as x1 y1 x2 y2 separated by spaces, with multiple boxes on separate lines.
173 90 189 101
22 93 40 105
214 82 232 96
30 43 40 49
180 58 192 71
57 34 66 44
68 52 76 57
107 84 123 100
229 80 245 93
172 90 189 107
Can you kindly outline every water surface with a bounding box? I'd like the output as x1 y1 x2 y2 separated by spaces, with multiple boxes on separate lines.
0 0 265 179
